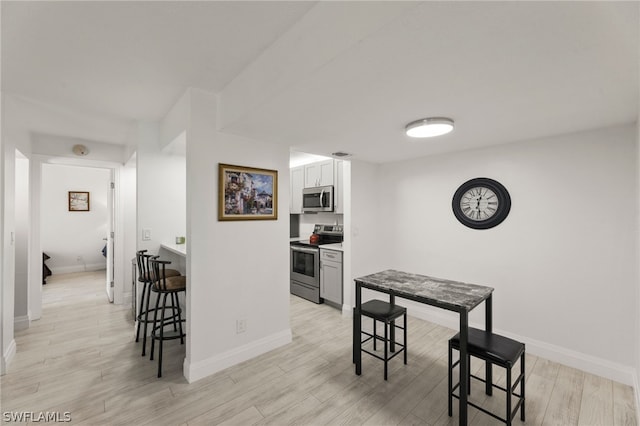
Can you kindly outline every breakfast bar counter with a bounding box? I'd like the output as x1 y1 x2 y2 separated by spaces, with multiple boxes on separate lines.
159 242 187 275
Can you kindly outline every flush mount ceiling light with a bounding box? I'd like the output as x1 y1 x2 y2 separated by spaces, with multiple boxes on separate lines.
405 117 454 138
72 144 89 156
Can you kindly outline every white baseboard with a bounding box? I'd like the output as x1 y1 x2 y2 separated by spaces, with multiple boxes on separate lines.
403 303 636 386
342 304 353 317
14 315 30 332
184 329 292 383
1 339 17 375
50 264 106 275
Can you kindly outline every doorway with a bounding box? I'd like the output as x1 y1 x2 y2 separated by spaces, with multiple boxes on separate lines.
40 163 111 297
27 157 129 323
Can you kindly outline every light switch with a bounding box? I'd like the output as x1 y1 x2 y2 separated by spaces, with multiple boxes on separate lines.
142 228 152 241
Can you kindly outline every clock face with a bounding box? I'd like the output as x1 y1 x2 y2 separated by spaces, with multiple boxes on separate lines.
460 187 498 221
452 178 511 229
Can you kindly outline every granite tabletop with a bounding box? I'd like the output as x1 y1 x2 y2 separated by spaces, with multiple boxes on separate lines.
355 269 494 311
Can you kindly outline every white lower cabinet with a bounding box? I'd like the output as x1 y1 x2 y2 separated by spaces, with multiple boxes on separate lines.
320 249 342 306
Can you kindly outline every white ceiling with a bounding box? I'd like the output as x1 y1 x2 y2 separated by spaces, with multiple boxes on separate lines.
1 1 315 121
2 1 638 164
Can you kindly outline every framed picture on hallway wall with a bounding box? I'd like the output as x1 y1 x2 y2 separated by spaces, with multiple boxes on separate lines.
218 163 277 221
68 191 90 211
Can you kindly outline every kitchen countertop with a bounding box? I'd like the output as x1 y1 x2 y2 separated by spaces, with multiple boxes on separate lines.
319 243 343 252
290 238 344 252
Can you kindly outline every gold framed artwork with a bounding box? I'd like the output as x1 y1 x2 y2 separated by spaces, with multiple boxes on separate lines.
68 191 90 211
218 163 277 221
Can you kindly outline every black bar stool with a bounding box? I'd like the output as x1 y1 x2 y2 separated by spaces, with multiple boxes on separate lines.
135 250 181 356
358 299 407 380
448 328 525 425
148 256 186 378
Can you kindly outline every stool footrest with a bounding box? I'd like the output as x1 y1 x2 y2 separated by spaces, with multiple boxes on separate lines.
137 306 183 323
451 393 512 424
361 345 406 362
151 329 186 341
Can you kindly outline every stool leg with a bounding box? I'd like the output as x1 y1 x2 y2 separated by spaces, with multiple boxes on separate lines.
373 319 377 351
383 321 388 381
142 283 153 356
521 353 526 421
448 341 453 417
158 293 168 378
150 291 161 361
403 312 407 364
170 293 178 332
506 363 512 426
390 318 396 353
176 291 185 345
135 280 147 342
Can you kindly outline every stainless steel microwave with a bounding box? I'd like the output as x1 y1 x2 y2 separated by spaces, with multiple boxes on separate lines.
302 185 334 212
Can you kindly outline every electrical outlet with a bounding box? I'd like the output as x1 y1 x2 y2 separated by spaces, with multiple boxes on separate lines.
77 255 83 262
236 319 247 334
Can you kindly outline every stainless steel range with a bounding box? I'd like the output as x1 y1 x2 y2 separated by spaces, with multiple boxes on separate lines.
290 224 343 303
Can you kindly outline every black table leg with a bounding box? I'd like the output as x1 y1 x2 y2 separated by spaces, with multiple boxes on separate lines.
354 283 362 375
389 293 396 352
485 294 493 396
459 310 468 425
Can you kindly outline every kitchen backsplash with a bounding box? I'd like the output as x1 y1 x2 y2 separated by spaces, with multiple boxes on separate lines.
297 212 343 238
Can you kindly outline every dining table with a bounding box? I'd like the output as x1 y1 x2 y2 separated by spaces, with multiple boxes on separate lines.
353 269 494 426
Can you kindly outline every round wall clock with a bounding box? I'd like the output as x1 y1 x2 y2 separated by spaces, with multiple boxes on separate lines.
452 177 511 229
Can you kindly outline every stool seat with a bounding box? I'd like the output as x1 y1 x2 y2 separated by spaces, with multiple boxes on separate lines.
153 275 186 291
139 269 180 281
450 328 524 367
361 299 406 321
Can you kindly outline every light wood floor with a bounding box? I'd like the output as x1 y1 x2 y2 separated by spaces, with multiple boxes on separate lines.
0 271 637 425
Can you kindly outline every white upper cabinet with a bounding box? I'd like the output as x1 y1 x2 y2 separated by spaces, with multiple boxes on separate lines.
290 166 304 214
292 158 344 214
304 159 334 188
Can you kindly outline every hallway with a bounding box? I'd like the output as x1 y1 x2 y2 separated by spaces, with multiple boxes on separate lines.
1 271 185 422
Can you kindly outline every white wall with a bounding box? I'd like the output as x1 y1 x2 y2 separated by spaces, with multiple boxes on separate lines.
14 155 29 330
636 40 640 410
1 92 18 374
41 164 110 273
136 122 186 255
353 124 637 384
348 159 390 310
121 155 137 305
184 88 291 382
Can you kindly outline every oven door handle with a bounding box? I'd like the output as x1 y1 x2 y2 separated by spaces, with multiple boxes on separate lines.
291 246 319 254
